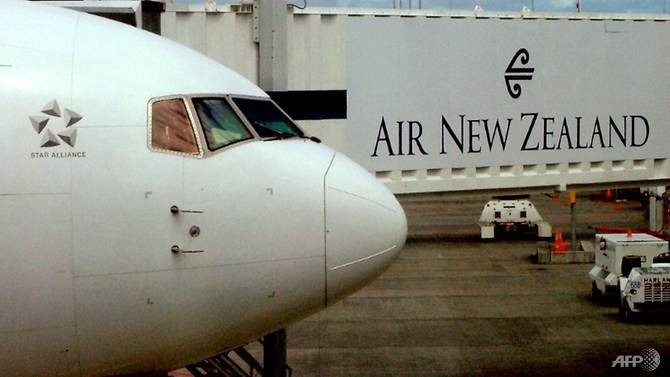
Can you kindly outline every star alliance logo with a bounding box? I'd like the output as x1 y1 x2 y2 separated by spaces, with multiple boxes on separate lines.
504 48 535 99
29 99 82 148
29 99 87 159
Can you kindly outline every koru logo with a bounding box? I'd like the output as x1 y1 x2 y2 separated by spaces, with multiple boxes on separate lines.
504 48 535 99
29 99 82 148
611 347 661 372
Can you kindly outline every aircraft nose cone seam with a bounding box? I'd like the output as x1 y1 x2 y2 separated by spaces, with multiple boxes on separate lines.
324 153 407 304
329 244 399 271
326 185 400 214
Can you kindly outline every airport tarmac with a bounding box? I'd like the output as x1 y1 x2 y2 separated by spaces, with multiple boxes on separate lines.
282 192 669 377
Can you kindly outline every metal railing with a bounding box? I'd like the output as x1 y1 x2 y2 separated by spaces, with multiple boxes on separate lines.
167 0 669 14
183 342 292 377
392 0 669 13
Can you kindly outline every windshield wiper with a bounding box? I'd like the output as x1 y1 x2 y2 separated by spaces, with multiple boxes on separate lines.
266 130 299 141
253 122 303 141
268 132 318 142
268 133 298 141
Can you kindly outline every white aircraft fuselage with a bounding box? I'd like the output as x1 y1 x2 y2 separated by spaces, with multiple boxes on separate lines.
0 1 407 376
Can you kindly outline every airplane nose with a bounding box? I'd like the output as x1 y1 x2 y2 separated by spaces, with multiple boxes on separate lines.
324 153 407 304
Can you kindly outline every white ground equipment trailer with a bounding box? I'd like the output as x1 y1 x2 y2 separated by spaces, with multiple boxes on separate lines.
589 233 668 296
618 260 670 322
478 196 551 239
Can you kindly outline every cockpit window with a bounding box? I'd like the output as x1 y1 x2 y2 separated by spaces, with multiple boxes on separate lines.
193 98 253 151
232 98 304 139
150 99 199 155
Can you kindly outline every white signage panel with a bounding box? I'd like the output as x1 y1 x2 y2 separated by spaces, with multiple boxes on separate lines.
346 17 670 172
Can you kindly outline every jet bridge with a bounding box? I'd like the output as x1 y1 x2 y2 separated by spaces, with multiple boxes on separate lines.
152 2 670 198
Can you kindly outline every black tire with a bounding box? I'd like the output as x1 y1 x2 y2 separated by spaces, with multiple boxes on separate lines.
592 281 602 298
621 300 636 323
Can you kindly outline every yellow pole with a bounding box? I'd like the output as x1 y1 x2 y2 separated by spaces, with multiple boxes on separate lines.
569 191 577 249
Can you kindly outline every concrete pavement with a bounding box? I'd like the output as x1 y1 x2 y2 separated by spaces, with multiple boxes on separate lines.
285 192 669 376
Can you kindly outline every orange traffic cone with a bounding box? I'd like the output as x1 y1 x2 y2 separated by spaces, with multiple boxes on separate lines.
552 228 568 253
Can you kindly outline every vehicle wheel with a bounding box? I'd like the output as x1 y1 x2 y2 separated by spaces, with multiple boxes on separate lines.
618 298 626 320
621 300 636 323
592 281 601 298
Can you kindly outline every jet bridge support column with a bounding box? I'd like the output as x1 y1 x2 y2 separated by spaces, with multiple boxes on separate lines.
263 328 288 377
258 0 288 91
649 186 667 232
569 191 577 249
